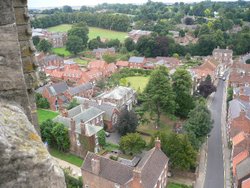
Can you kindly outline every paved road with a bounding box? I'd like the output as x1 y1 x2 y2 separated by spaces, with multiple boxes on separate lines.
204 80 225 188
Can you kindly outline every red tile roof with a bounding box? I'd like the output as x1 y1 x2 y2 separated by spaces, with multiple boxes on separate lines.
230 112 250 138
233 150 249 176
88 60 107 70
242 178 250 188
232 132 246 146
116 61 129 67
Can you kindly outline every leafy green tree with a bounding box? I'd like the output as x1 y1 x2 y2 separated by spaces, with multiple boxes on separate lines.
40 119 56 146
117 109 139 136
103 53 117 63
120 133 146 155
64 169 83 188
144 66 175 127
35 93 50 109
179 30 185 37
52 123 70 152
67 99 79 110
184 102 213 147
62 5 73 13
68 22 89 48
106 39 121 50
124 38 136 52
88 37 104 50
32 36 40 46
172 69 194 118
120 46 128 54
197 75 216 98
66 36 83 55
97 130 106 147
37 39 52 53
184 17 194 25
150 132 197 170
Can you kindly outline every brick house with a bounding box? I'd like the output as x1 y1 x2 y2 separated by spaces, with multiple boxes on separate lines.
92 47 115 59
47 32 67 48
74 96 120 132
116 61 129 69
53 104 105 157
212 47 233 76
96 86 136 111
235 157 250 188
128 30 152 43
104 63 118 77
39 54 64 69
64 82 94 101
42 82 69 111
81 139 169 188
128 57 146 69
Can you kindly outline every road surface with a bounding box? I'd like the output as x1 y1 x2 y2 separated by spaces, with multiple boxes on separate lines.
204 80 225 188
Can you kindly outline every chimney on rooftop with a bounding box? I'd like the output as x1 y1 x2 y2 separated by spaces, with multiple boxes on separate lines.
91 157 100 175
155 137 161 150
80 120 85 135
132 168 143 188
62 109 68 117
70 118 75 132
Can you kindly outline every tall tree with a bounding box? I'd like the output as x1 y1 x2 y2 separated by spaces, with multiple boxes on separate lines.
32 36 40 46
144 66 175 127
124 38 135 52
66 36 83 55
117 109 139 136
150 132 197 170
184 102 213 147
68 22 89 48
120 133 146 155
172 69 194 118
197 75 216 98
52 123 70 152
37 39 52 53
62 5 73 13
97 130 106 147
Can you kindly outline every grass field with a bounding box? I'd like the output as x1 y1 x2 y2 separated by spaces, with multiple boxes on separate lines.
49 148 84 167
37 109 59 125
124 76 150 91
52 47 71 57
74 58 89 65
167 182 192 188
47 24 127 41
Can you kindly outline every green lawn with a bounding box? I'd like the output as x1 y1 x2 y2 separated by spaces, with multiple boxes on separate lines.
167 183 192 188
47 24 127 41
47 24 72 32
74 58 89 66
124 76 150 92
49 148 84 167
52 47 71 57
37 109 59 125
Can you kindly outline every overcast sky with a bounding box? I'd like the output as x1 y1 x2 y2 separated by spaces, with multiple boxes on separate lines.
28 0 240 8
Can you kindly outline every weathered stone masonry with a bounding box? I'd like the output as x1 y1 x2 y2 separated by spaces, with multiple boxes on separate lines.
0 0 39 132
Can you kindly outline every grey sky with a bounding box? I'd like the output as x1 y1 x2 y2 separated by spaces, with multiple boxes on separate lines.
28 0 238 8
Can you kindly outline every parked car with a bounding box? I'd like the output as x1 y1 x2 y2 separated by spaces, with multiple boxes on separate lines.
105 131 110 137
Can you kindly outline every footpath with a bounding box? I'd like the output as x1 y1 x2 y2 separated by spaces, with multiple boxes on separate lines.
53 157 82 177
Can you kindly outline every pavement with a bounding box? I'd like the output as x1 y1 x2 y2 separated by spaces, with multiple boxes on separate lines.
53 157 82 177
106 130 121 145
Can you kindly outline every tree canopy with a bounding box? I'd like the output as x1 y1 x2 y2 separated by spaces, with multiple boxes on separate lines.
37 39 52 53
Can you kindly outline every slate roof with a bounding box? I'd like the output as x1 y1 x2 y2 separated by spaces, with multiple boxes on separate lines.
98 86 134 100
82 152 134 185
228 99 250 120
213 48 233 54
68 82 93 96
74 97 117 121
47 82 68 96
128 56 145 64
82 147 168 188
236 157 250 180
43 55 63 64
234 86 250 96
137 148 169 188
93 47 115 53
242 178 250 188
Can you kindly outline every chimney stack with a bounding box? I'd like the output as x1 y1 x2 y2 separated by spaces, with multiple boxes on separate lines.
155 137 161 150
91 157 100 175
70 118 75 132
62 109 68 117
131 168 143 188
80 120 85 135
83 100 89 109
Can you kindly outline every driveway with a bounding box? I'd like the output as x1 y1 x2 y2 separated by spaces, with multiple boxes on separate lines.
106 131 121 145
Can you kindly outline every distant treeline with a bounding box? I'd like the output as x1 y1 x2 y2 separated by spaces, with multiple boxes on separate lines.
31 12 131 32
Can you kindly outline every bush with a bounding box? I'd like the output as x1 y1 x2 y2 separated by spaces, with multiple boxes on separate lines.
64 169 83 188
109 155 118 161
35 93 50 109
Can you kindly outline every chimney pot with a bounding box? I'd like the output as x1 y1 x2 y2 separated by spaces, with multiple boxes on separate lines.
91 157 100 175
155 137 161 150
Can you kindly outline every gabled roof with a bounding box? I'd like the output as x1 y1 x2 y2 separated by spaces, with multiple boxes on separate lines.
230 112 250 137
88 60 106 70
68 82 93 96
43 55 63 63
233 150 249 175
233 132 246 146
74 97 117 121
236 157 250 180
93 47 115 53
82 152 134 185
128 56 145 64
233 135 250 158
213 48 233 54
46 82 68 96
242 178 250 188
98 86 134 100
116 61 129 67
137 148 169 188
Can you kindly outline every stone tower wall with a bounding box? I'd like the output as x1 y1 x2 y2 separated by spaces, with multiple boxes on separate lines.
0 0 39 132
